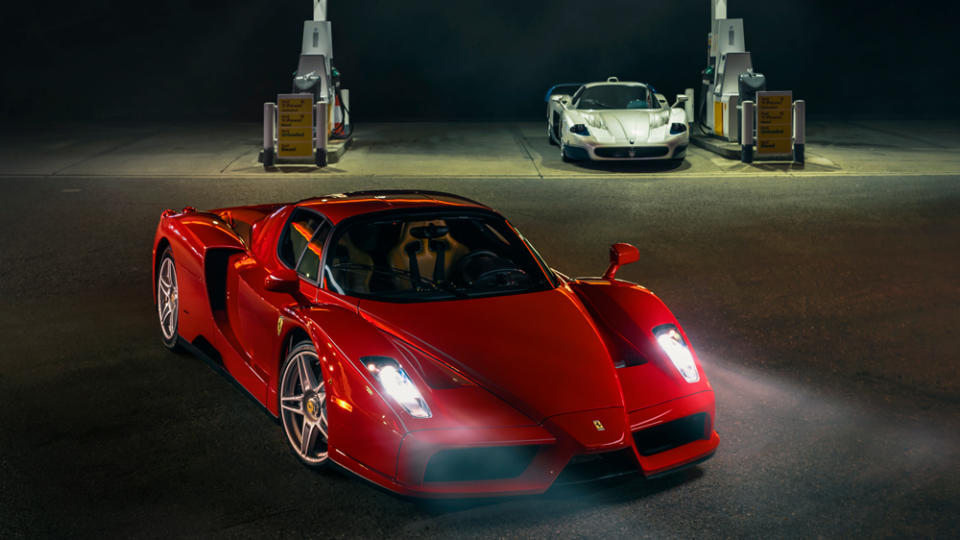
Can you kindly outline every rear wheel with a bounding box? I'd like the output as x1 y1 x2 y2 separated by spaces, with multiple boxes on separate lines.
156 247 182 351
280 341 329 468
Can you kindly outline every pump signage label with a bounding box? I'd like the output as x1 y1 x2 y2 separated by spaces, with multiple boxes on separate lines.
277 93 314 158
756 91 793 156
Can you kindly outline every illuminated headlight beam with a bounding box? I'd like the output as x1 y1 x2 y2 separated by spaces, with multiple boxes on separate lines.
364 357 432 418
654 324 700 383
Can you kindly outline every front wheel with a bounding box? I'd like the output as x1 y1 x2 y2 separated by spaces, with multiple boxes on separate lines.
156 247 182 351
280 341 330 468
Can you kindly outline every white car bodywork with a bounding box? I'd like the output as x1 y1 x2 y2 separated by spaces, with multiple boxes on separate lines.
545 83 583 145
548 79 689 162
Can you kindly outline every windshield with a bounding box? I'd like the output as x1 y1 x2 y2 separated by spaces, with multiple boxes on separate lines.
575 84 659 110
323 212 553 302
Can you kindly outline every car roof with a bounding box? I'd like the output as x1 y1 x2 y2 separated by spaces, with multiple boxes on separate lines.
295 190 493 224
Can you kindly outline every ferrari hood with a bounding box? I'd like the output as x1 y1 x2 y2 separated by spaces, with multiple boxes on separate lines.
583 109 671 144
358 288 623 422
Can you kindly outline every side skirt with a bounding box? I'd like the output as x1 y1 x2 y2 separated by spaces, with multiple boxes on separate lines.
178 335 280 423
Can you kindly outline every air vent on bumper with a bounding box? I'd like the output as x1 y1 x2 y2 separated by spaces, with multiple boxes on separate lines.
632 413 708 456
424 445 539 483
594 146 669 158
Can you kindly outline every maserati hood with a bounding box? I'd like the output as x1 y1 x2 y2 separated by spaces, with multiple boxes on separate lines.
582 109 672 144
358 288 624 422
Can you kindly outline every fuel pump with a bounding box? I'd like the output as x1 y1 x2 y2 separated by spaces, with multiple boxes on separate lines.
262 1 351 168
693 1 804 163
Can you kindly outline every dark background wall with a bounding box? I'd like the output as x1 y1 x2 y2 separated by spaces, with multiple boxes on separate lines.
1 1 952 122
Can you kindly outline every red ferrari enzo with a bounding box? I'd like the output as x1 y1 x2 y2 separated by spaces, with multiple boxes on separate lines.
152 190 718 497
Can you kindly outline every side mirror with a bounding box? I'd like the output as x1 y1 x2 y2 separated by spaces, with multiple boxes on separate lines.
550 94 565 103
560 97 570 107
264 268 300 293
672 94 689 108
602 243 639 281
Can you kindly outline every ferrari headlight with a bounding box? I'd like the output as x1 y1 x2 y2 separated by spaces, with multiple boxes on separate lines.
364 357 432 418
653 324 699 383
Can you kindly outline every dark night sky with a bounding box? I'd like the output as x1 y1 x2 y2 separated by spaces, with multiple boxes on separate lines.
1 1 954 122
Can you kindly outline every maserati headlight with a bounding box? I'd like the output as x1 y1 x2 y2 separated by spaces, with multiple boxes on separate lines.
653 324 699 383
569 123 590 136
364 357 432 418
584 114 607 130
670 123 687 135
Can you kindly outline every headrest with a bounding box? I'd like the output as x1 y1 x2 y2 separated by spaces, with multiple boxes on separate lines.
410 224 449 239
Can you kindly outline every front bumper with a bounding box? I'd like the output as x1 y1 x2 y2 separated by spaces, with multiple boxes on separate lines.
565 135 689 161
334 390 718 497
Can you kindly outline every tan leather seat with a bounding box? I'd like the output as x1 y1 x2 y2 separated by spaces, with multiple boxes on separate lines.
387 220 469 286
330 232 375 292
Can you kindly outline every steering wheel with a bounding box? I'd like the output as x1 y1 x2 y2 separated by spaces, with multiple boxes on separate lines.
456 250 528 288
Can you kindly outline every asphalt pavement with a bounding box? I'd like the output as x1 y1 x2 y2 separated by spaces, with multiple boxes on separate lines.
0 125 958 539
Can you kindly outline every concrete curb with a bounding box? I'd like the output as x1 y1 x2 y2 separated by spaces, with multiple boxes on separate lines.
326 135 353 164
691 134 740 160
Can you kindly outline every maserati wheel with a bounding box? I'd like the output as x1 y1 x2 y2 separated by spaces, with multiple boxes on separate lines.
280 341 329 468
156 247 181 350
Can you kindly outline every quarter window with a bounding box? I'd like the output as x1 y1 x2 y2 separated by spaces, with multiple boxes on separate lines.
278 209 330 280
296 221 331 282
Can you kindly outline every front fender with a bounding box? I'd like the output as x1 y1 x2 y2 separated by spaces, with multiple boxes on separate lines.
295 303 407 480
569 279 711 412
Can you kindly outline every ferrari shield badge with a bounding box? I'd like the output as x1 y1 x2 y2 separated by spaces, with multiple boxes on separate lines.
593 420 605 432
277 316 283 336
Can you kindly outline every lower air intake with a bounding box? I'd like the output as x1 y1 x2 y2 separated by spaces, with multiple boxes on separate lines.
633 413 708 456
594 146 669 158
424 445 539 483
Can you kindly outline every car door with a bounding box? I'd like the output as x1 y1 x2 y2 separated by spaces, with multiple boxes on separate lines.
227 208 331 396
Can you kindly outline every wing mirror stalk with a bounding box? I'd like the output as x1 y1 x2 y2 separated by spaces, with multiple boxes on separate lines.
264 268 301 294
603 243 640 281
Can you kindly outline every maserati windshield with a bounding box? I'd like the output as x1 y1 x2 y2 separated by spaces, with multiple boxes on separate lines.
576 84 660 110
323 212 553 301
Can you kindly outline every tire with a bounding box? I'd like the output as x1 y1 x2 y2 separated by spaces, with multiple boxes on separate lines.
156 247 182 351
279 341 330 469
